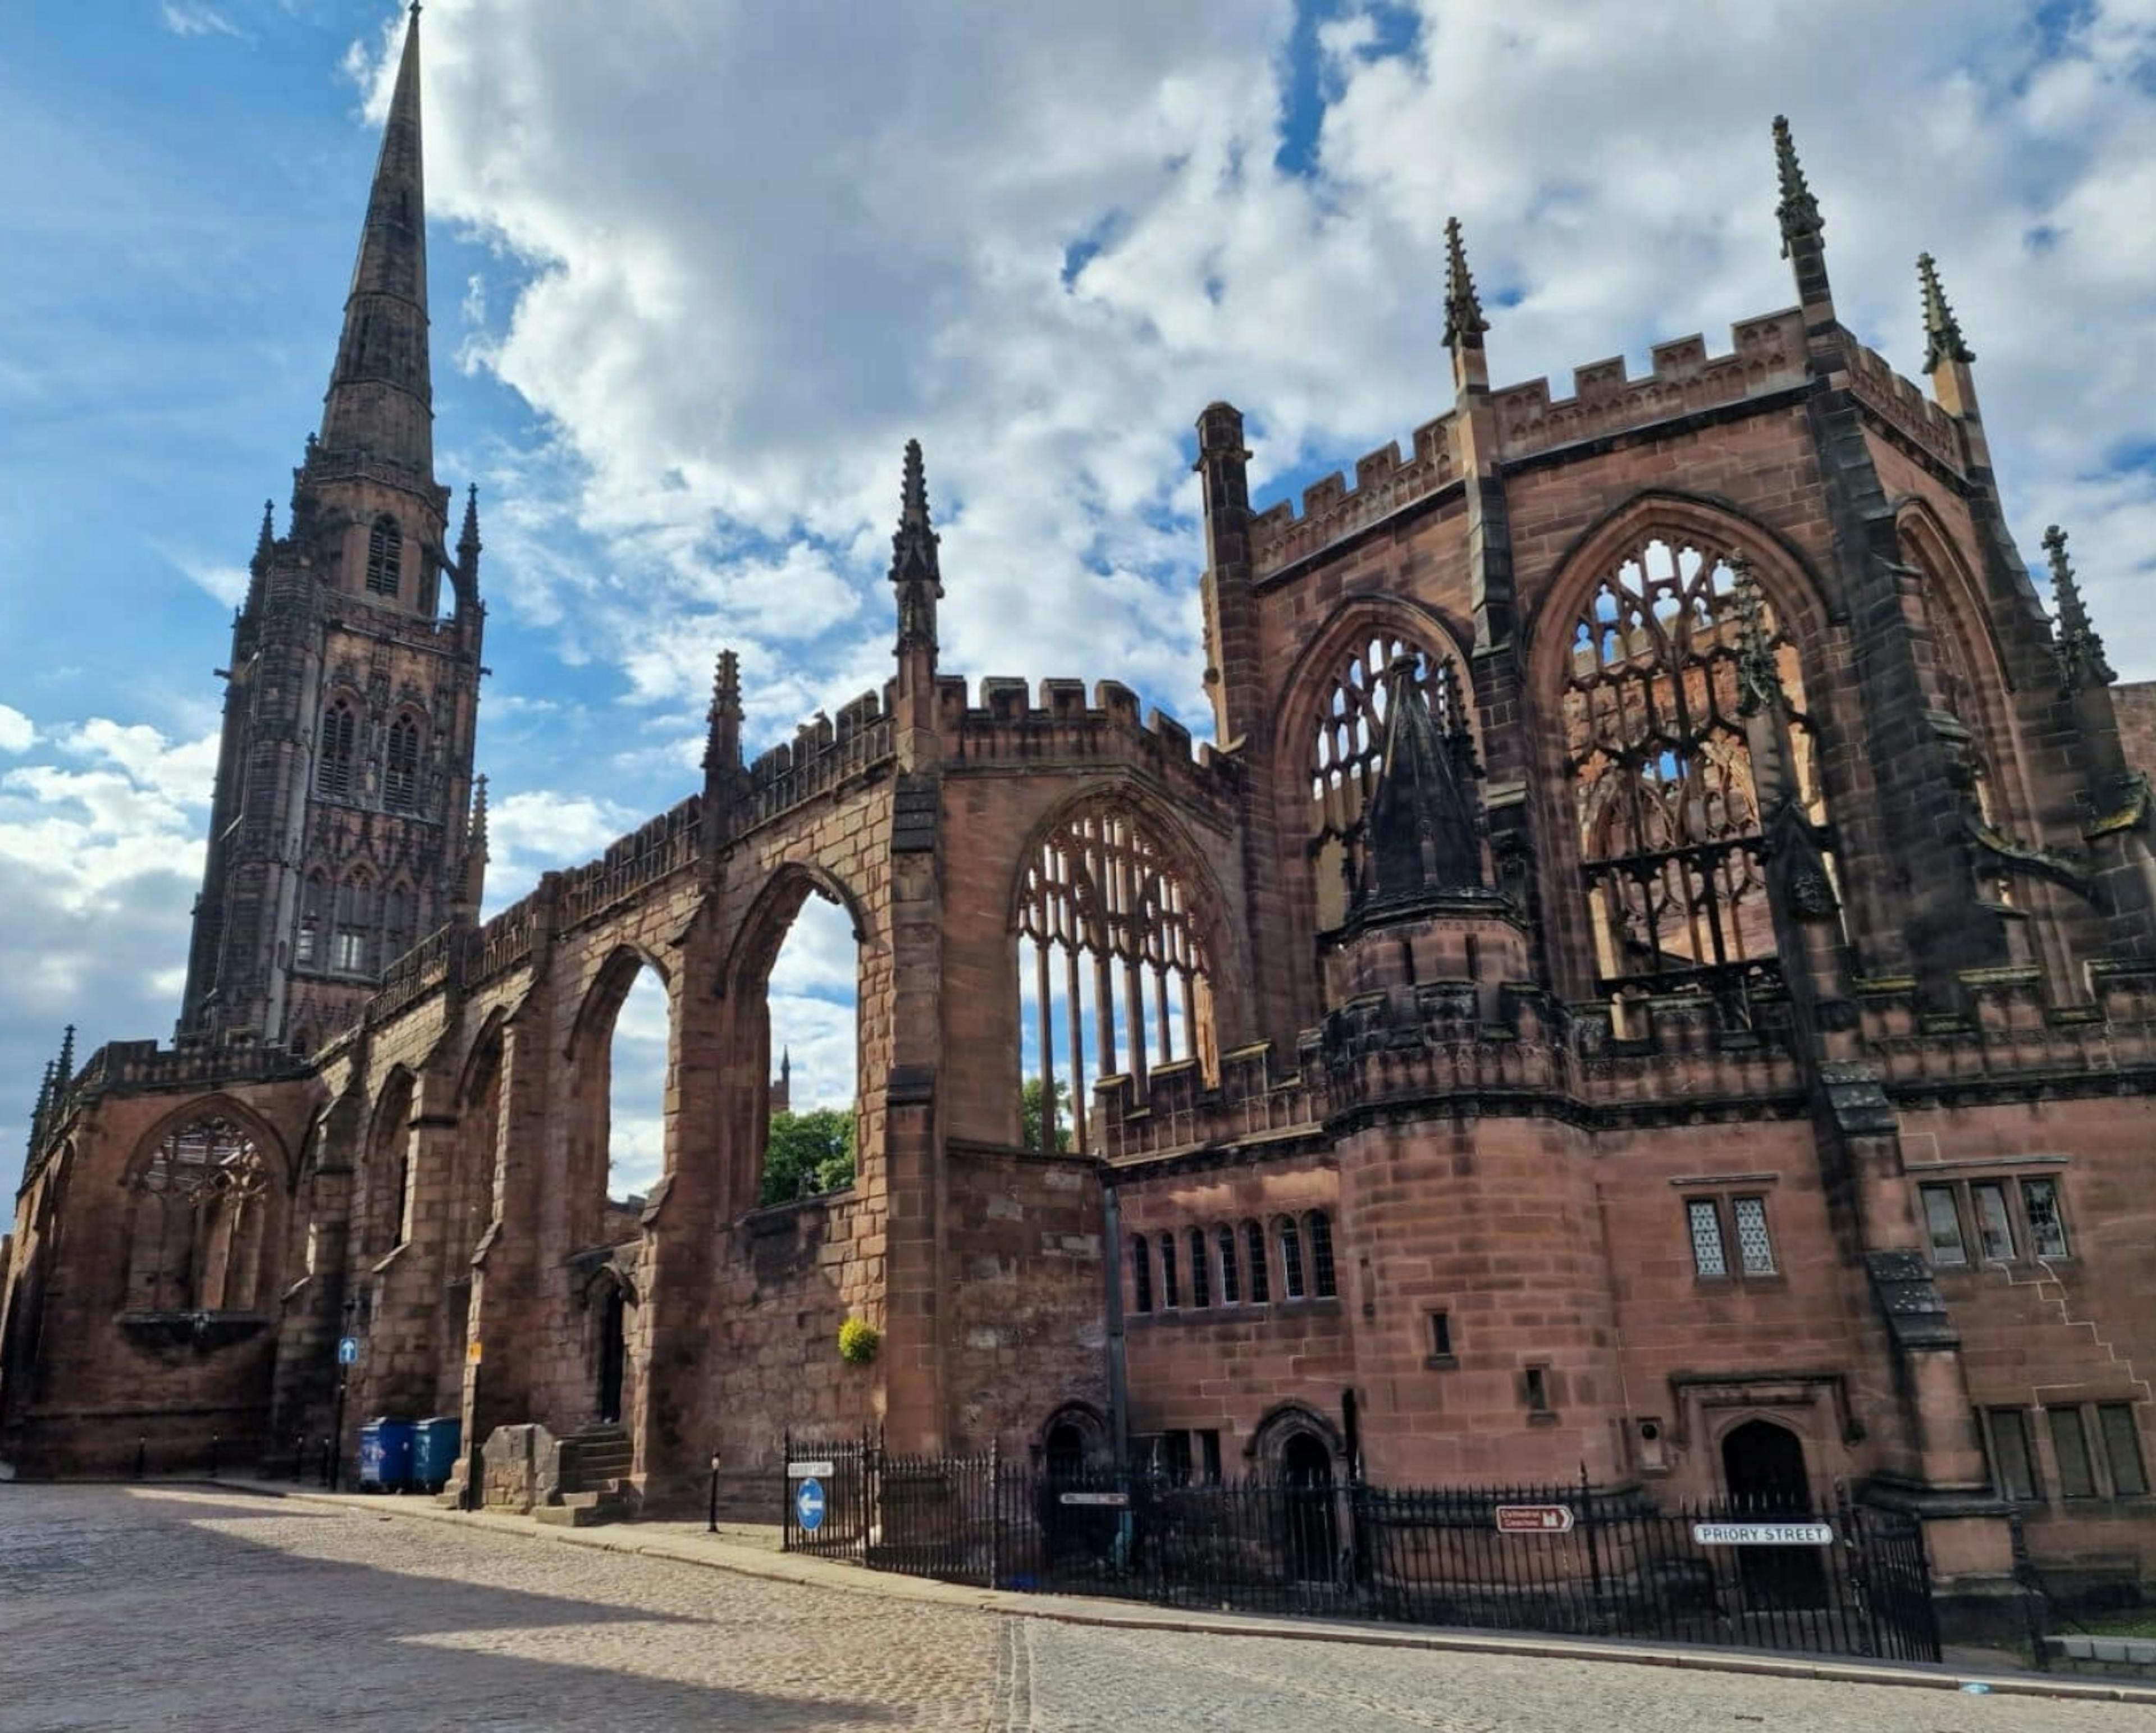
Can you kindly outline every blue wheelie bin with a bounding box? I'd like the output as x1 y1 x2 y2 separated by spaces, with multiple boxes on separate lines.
410 1416 463 1494
357 1417 415 1493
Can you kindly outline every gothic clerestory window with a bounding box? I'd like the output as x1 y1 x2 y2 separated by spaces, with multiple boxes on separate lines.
1016 799 1214 1156
124 1118 271 1313
1309 632 1468 931
366 515 403 598
384 714 423 812
317 698 358 801
1561 536 1826 1010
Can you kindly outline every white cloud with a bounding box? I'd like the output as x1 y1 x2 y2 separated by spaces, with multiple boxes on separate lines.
154 542 250 608
0 705 33 754
481 787 641 914
345 0 2154 719
159 3 248 42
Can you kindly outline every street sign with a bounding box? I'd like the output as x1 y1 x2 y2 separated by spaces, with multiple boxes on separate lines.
1058 1490 1130 1507
796 1476 826 1533
336 1337 359 1366
1494 1503 1575 1534
467 1339 483 1364
788 1460 836 1479
1692 1521 1834 1547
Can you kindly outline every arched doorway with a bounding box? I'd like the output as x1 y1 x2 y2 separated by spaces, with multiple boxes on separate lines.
596 1282 627 1427
1720 1418 1825 1608
1721 1418 1811 1508
1044 1423 1086 1480
1281 1431 1337 1585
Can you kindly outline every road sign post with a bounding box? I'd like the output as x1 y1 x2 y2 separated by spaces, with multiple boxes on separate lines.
1494 1503 1575 1534
796 1476 826 1534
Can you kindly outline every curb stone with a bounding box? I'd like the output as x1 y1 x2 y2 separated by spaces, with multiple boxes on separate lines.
225 1481 2156 1707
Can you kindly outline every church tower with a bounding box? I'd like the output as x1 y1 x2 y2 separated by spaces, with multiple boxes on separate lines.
178 6 483 1052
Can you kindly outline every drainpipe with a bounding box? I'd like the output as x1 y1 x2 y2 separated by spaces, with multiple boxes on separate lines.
1102 1176 1129 1471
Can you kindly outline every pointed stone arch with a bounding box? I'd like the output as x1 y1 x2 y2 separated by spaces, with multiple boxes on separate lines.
1527 491 1839 1009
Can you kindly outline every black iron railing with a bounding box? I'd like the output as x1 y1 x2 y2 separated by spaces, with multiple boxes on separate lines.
780 1439 1939 1665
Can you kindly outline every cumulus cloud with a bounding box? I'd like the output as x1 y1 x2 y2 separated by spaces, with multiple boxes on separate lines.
0 715 216 1190
345 0 2153 727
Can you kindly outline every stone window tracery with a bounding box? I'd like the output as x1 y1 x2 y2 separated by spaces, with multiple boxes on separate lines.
1016 799 1214 1156
124 1118 271 1313
1562 536 1825 1006
366 515 403 598
384 714 423 812
296 872 326 967
317 698 358 802
333 870 374 975
1309 632 1467 931
1244 1219 1270 1304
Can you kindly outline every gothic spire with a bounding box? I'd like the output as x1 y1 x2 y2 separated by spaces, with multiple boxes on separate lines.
458 483 482 564
318 3 433 479
704 648 743 774
455 772 488 916
1917 252 1975 372
28 1060 54 1159
1442 217 1488 353
890 438 943 655
1356 657 1484 910
55 1024 75 1089
2045 525 2114 689
251 500 276 577
1773 115 1821 254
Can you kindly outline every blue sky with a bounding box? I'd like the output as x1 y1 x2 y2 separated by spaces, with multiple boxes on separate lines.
4 0 2154 1195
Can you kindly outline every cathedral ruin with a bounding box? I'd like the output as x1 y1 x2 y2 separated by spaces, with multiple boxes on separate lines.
5 11 2153 1635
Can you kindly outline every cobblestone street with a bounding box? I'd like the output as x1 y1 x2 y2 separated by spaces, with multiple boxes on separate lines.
0 1485 2146 1731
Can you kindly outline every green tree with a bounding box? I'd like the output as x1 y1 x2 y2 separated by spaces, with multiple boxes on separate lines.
760 1106 856 1206
1021 1075 1074 1153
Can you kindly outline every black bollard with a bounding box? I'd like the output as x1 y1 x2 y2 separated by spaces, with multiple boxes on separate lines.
708 1450 722 1534
208 1434 220 1479
135 1437 147 1480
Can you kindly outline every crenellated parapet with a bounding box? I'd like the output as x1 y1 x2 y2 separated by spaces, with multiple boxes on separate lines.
1242 309 1820 583
555 795 702 931
1249 415 1459 578
940 675 1239 817
1856 961 2156 1099
1092 979 1812 1165
19 1035 313 1191
1842 340 1967 475
735 688 896 833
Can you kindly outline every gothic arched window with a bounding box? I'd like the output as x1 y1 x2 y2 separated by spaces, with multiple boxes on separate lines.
384 714 423 812
1244 1218 1271 1304
296 872 327 967
1561 536 1824 1004
1216 1223 1241 1305
333 870 374 975
366 515 403 598
1016 799 1214 1156
317 699 357 801
1309 631 1467 931
1304 1210 1337 1299
125 1118 271 1313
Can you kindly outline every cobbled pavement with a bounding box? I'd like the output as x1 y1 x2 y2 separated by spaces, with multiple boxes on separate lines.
0 1484 2146 1731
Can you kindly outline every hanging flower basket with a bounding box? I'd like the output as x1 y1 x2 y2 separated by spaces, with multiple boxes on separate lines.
837 1317 881 1365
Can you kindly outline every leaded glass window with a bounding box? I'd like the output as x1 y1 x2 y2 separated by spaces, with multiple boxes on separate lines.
1972 1182 2016 1262
1305 1210 1337 1298
1244 1219 1269 1304
2049 1407 2097 1498
1921 1185 1967 1266
1158 1232 1179 1309
1131 1237 1153 1314
1217 1225 1240 1305
1186 1228 1209 1308
1732 1196 1775 1276
2100 1405 2148 1497
385 715 422 812
2022 1178 2068 1259
1278 1216 1305 1300
1563 537 1825 1004
1688 1198 1728 1277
